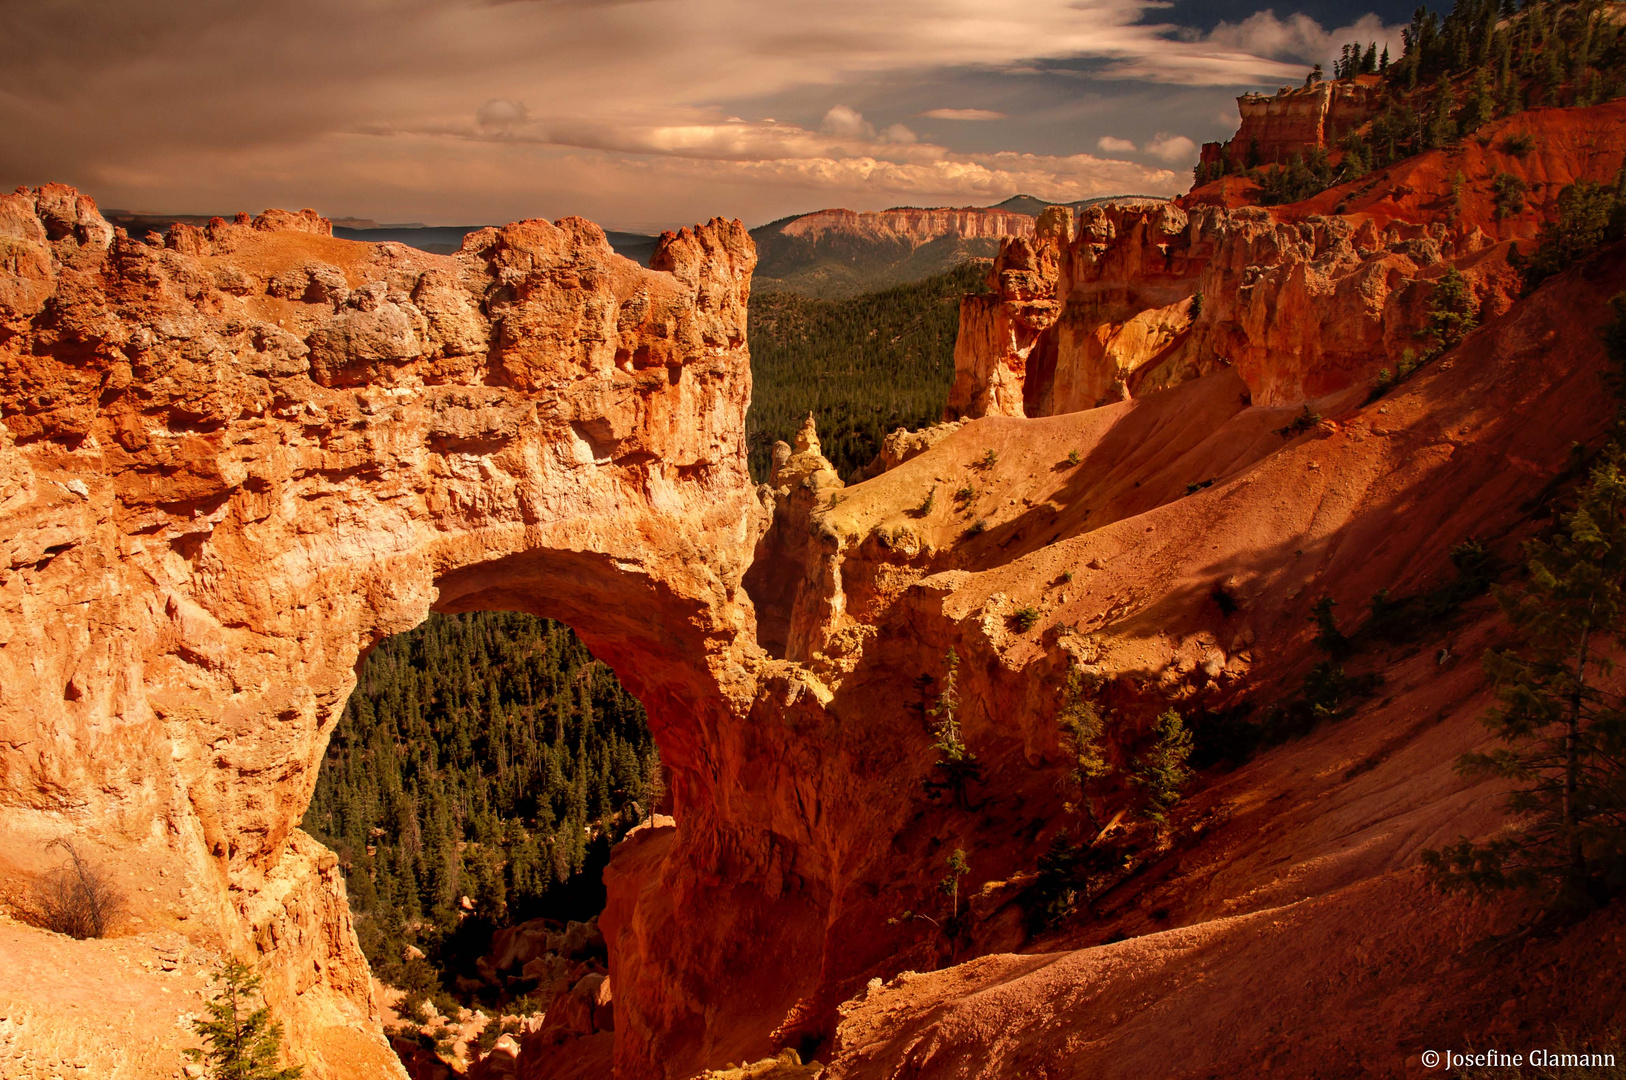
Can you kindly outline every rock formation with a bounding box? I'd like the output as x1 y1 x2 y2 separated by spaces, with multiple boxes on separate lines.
4 95 1626 1080
0 182 761 1078
951 101 1626 419
1197 76 1383 173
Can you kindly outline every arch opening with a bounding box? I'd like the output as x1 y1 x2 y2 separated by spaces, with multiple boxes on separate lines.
303 606 667 1067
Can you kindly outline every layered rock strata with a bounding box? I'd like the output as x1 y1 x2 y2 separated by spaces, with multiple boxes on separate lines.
952 102 1626 419
1197 76 1383 173
0 183 761 1078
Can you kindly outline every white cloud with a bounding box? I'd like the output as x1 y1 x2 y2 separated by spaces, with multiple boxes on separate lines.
1097 135 1137 153
820 105 874 138
879 123 918 144
922 108 1007 121
1144 133 1197 163
657 149 1181 203
1202 11 1403 73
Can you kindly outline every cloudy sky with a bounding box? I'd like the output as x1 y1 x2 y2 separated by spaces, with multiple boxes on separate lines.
0 0 1407 231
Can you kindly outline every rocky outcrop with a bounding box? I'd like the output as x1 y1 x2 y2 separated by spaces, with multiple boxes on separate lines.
0 183 760 1079
954 103 1626 418
943 206 1075 419
1198 76 1383 173
949 197 1448 415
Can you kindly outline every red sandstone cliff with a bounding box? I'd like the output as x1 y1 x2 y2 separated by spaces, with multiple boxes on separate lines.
1198 75 1384 174
952 101 1626 420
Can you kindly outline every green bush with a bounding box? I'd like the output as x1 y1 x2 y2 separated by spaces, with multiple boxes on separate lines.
1274 405 1322 440
1517 169 1626 292
1493 171 1528 219
1501 132 1534 156
1130 711 1195 825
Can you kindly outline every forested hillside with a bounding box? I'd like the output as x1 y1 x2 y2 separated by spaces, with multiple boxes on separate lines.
747 261 990 481
1196 0 1626 202
302 612 659 997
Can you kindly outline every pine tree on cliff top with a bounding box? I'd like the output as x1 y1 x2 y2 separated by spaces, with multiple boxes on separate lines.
187 961 303 1080
1424 445 1626 909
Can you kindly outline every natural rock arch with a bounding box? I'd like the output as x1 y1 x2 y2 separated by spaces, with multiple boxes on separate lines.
0 185 770 1077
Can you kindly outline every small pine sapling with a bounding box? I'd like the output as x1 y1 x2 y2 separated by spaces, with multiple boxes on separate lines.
1057 665 1113 826
187 961 303 1080
1130 711 1195 825
1309 595 1351 658
926 650 982 807
940 848 971 920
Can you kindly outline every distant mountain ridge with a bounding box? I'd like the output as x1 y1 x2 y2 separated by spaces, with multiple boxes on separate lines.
750 194 1167 298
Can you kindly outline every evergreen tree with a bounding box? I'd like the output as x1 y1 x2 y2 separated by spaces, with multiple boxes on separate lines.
1423 266 1478 355
1518 171 1626 291
1460 70 1496 134
1130 711 1196 825
939 848 971 920
925 648 982 807
186 961 302 1080
1309 595 1352 658
1424 448 1626 906
1426 83 1457 147
1056 665 1113 827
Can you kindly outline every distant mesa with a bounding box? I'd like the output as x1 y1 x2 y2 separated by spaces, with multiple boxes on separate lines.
986 193 1164 217
751 193 1165 299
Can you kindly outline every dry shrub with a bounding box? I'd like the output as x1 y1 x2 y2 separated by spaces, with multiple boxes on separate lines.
28 839 126 939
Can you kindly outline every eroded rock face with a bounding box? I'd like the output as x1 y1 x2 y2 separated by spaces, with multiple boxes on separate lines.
950 198 1474 417
1197 77 1383 173
0 184 761 1078
944 206 1074 419
954 103 1626 419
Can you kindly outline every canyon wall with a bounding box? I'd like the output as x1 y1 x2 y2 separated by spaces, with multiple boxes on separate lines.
955 101 1626 420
